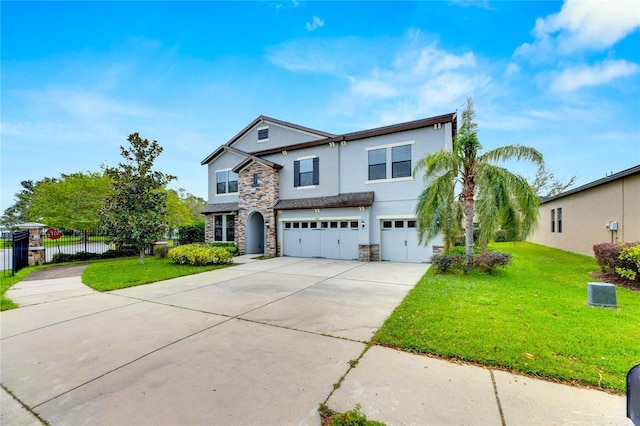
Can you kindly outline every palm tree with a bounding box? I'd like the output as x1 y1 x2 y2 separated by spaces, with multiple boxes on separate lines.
414 97 543 268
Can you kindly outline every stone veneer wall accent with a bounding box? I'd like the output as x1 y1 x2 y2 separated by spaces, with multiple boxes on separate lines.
236 162 279 256
358 244 381 262
205 214 214 242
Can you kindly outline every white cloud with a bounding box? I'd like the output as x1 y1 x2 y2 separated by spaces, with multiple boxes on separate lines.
306 16 325 32
504 62 519 77
516 0 640 59
266 32 487 125
551 59 639 91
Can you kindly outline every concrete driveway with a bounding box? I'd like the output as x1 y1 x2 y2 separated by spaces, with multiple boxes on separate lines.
1 256 428 425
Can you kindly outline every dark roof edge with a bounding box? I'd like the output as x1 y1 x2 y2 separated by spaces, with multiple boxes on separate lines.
252 112 457 156
232 155 283 173
540 164 640 203
201 115 337 164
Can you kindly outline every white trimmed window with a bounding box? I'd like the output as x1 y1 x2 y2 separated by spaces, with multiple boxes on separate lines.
216 169 238 195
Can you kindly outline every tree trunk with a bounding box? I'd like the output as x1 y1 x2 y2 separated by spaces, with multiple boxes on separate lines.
464 196 474 271
139 248 145 265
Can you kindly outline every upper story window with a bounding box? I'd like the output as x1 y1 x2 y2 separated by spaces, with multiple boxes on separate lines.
216 170 238 195
294 157 319 187
392 145 411 178
368 148 386 180
257 126 269 142
366 141 414 182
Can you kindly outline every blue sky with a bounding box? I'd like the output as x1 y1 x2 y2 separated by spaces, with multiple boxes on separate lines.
2 1 639 212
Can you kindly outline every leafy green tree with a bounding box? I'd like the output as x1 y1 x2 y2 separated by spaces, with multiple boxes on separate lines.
1 178 57 228
414 97 543 268
165 189 194 231
100 133 176 264
177 188 206 222
27 172 112 230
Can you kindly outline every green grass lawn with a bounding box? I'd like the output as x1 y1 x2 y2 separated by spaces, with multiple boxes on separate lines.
82 256 231 291
374 242 639 393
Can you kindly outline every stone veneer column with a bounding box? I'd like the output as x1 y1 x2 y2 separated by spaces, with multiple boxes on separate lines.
236 162 279 256
204 214 214 242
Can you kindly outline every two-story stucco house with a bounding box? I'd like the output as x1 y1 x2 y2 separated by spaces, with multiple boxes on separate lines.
200 113 456 263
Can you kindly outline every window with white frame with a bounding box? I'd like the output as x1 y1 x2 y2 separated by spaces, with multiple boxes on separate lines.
216 170 238 195
366 141 413 182
213 214 235 242
294 157 319 187
257 126 269 142
368 148 386 180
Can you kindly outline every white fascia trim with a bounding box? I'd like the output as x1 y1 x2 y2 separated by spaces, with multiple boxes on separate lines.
376 215 417 220
365 176 414 184
296 154 317 161
265 120 329 139
365 140 415 151
278 216 361 222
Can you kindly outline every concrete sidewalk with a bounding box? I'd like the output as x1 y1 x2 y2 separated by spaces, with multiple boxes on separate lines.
1 257 631 425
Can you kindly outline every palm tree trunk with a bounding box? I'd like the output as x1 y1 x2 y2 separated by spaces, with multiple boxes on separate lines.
139 248 145 265
464 196 474 270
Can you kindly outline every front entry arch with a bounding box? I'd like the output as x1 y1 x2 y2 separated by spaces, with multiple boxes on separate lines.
246 211 265 254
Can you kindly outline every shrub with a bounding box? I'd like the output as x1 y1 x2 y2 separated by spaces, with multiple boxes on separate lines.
154 246 170 258
494 230 508 242
593 241 639 278
168 243 232 266
209 242 238 256
615 243 640 281
177 221 205 245
50 248 138 264
473 251 513 274
431 253 463 273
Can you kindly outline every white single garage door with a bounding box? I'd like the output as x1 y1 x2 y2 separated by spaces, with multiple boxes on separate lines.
282 220 359 260
380 219 432 263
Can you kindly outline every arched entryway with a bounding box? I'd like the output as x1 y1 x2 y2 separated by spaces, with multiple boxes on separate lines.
246 211 265 254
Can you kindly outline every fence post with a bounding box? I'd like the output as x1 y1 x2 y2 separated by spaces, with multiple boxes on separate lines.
17 222 47 266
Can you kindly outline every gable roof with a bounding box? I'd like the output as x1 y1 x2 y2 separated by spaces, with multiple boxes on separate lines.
202 113 457 165
541 164 640 203
252 113 457 157
201 115 335 165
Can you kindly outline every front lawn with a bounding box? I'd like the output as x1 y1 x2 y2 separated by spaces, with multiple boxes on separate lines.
82 256 231 291
374 242 639 393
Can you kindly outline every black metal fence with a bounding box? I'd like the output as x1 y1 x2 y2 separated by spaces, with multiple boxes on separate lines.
1 229 112 276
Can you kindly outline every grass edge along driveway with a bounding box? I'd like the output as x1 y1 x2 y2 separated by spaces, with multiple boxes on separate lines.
373 242 639 393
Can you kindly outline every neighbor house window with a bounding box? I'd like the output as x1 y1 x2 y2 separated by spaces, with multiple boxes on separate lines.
557 208 562 233
368 148 386 180
391 145 411 178
216 170 238 195
257 127 269 141
294 157 319 187
551 209 555 233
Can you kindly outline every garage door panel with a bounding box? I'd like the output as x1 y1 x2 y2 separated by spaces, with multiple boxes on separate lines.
339 230 359 260
381 229 406 262
300 230 321 258
283 229 300 257
320 230 340 259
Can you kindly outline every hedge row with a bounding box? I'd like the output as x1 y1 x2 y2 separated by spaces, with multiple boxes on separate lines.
431 250 512 274
50 248 139 264
167 243 232 266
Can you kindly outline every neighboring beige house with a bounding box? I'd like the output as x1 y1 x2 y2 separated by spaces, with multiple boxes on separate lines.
528 164 640 256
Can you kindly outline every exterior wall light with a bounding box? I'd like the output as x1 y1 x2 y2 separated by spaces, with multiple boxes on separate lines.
361 220 365 229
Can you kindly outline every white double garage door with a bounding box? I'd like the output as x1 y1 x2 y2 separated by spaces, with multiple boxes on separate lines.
282 219 432 263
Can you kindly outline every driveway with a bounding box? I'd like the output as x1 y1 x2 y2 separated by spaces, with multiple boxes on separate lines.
1 257 428 425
